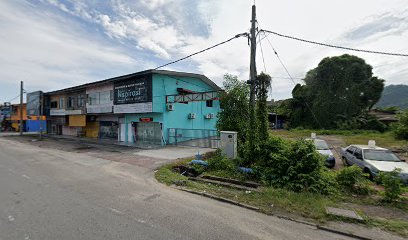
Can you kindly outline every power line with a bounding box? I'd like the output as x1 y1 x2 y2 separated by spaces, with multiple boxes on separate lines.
154 33 248 70
7 94 21 103
258 34 267 73
165 75 213 92
260 29 408 57
271 76 304 80
261 32 324 129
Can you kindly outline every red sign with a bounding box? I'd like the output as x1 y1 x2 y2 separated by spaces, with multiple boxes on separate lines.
139 118 153 122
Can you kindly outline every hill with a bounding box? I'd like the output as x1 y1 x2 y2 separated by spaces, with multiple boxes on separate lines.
376 84 408 109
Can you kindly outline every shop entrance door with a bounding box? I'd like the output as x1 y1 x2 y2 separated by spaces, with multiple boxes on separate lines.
135 122 162 147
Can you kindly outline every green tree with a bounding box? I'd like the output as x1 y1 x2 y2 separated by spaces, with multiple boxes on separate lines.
291 54 384 128
256 72 271 143
217 74 250 145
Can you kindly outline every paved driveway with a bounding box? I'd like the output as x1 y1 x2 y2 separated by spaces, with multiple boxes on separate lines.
2 135 214 169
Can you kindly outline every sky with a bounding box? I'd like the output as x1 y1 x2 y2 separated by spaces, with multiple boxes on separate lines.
0 0 407 103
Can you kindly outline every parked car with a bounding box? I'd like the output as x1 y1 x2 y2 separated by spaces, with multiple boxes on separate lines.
306 138 336 168
341 145 408 184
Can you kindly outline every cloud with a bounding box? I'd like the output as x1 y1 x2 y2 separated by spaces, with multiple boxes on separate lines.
343 11 408 41
1 0 408 103
0 1 148 102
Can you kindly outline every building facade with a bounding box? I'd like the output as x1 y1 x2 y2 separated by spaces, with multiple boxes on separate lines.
43 70 221 147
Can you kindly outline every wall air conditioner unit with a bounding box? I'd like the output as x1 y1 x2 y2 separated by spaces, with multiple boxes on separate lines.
188 113 196 119
166 103 174 111
205 113 215 119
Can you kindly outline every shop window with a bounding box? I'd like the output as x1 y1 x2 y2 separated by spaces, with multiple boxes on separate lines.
206 100 213 107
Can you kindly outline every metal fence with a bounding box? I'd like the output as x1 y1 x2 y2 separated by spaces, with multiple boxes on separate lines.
167 128 220 148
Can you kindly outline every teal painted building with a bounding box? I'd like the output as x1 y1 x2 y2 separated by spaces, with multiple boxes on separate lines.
114 70 221 146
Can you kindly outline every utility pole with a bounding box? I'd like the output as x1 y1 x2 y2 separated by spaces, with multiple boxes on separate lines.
19 81 23 136
247 4 257 154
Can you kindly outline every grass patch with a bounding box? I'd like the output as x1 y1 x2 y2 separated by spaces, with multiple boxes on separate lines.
272 129 407 149
154 167 188 185
341 131 407 149
272 129 380 139
368 218 408 237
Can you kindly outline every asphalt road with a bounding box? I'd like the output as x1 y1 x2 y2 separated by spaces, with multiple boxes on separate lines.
0 137 352 240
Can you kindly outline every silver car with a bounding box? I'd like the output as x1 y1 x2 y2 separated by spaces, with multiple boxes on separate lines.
341 145 408 184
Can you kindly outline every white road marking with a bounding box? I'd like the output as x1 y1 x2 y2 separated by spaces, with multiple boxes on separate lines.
8 215 15 222
22 174 31 180
108 207 124 215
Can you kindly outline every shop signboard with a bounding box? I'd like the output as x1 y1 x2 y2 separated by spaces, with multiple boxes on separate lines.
27 91 43 116
114 75 152 105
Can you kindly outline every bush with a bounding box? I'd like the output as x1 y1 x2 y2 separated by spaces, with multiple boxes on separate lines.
378 169 404 202
393 110 408 140
336 166 371 195
336 166 363 187
254 136 337 195
207 149 235 172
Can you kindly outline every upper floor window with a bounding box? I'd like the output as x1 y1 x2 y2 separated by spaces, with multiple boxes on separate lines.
78 95 85 107
87 90 113 105
99 91 111 105
68 96 75 108
59 98 65 109
206 100 213 107
88 93 99 105
50 101 58 108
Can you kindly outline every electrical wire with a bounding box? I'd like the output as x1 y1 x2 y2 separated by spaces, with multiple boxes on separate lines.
165 75 213 92
154 33 248 70
258 34 267 73
271 76 305 80
260 29 408 57
6 94 21 103
261 32 324 129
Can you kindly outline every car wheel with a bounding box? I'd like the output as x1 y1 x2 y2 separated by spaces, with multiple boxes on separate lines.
342 157 350 166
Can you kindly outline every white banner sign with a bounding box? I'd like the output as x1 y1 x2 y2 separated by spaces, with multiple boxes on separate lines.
50 109 83 116
86 105 113 114
113 102 152 114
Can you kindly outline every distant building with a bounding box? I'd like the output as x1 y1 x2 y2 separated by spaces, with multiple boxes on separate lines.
369 109 398 125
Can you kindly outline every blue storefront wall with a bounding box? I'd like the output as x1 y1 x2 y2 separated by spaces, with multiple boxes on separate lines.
25 120 47 133
122 73 220 145
154 74 220 143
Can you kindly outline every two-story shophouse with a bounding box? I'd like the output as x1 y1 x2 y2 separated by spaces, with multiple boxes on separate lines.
46 87 86 136
44 70 221 147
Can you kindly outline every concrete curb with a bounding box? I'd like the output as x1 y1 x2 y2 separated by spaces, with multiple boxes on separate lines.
178 188 260 211
316 225 372 240
177 187 377 240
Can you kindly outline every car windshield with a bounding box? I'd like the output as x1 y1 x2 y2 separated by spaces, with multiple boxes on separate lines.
314 140 329 150
363 149 401 162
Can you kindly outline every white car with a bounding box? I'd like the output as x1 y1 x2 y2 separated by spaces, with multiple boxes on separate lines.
306 138 336 168
341 145 408 184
